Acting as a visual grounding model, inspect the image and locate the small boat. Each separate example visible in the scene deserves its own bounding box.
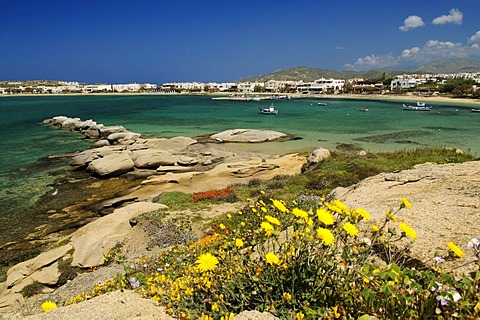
[403,101,432,111]
[471,108,480,113]
[317,102,327,106]
[259,104,278,115]
[359,107,369,112]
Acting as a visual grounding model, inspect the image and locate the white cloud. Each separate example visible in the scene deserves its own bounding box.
[399,15,425,31]
[432,8,463,25]
[469,31,480,44]
[345,37,480,70]
[344,54,398,70]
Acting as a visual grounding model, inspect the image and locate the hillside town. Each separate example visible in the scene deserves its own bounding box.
[1,71,479,96]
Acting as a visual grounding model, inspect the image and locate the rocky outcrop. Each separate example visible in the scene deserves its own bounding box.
[307,148,331,164]
[210,129,288,143]
[70,202,165,267]
[0,202,165,312]
[331,160,480,274]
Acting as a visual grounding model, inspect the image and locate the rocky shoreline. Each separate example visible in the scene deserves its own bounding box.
[0,116,308,314]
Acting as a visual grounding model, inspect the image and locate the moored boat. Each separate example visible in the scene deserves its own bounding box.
[471,108,480,113]
[259,104,278,115]
[403,101,432,111]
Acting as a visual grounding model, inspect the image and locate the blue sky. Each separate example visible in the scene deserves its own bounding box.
[1,0,479,83]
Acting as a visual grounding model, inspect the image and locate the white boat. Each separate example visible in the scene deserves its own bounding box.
[471,108,480,113]
[259,104,278,115]
[317,102,327,106]
[403,101,432,111]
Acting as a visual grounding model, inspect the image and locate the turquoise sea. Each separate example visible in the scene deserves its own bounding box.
[0,94,479,262]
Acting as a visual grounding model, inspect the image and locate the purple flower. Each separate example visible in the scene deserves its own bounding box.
[128,277,139,289]
[433,256,445,264]
[436,294,449,306]
[467,238,480,248]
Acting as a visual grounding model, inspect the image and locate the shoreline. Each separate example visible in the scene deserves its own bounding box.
[1,91,479,106]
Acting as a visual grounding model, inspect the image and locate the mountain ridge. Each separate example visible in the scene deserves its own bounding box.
[238,58,480,82]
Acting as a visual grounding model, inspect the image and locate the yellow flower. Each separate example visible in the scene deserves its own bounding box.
[41,301,57,312]
[219,223,226,230]
[235,238,244,248]
[400,197,412,209]
[333,199,348,213]
[474,300,480,312]
[227,214,232,219]
[343,222,359,237]
[211,302,219,311]
[399,222,417,240]
[355,208,370,220]
[316,208,335,225]
[292,208,308,220]
[260,190,266,195]
[265,252,280,265]
[295,311,305,320]
[447,242,464,258]
[260,221,274,235]
[261,207,267,213]
[371,224,380,232]
[332,306,341,318]
[385,211,397,222]
[265,215,281,225]
[196,253,219,272]
[238,210,243,215]
[282,292,292,302]
[317,227,335,246]
[272,199,289,212]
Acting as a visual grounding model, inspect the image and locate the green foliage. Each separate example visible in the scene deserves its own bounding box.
[20,281,45,298]
[155,191,194,210]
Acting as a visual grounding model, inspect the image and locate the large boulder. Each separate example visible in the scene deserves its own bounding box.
[86,151,135,177]
[210,129,288,143]
[307,148,331,164]
[130,149,178,168]
[70,202,166,267]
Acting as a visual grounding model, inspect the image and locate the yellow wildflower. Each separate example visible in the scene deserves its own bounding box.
[292,208,308,220]
[238,210,243,215]
[196,253,219,272]
[235,238,244,248]
[355,208,371,220]
[211,302,219,311]
[474,300,480,312]
[296,311,305,320]
[265,215,281,225]
[371,224,380,232]
[317,227,335,246]
[265,252,281,265]
[282,292,292,302]
[447,242,464,258]
[261,207,267,213]
[332,306,341,318]
[343,222,359,237]
[260,190,266,195]
[261,221,274,236]
[399,222,417,240]
[316,208,335,225]
[333,199,348,213]
[226,214,232,219]
[385,211,397,222]
[400,197,412,209]
[219,223,226,230]
[272,199,289,212]
[41,301,57,312]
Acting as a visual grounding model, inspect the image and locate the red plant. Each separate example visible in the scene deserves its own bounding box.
[192,188,236,202]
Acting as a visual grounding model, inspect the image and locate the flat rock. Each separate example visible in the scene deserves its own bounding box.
[130,149,178,168]
[210,129,288,143]
[70,202,165,268]
[86,152,135,177]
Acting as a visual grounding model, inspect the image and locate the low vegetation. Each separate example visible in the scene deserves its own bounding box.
[62,147,479,318]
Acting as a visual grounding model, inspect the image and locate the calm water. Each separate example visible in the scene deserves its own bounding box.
[0,94,479,230]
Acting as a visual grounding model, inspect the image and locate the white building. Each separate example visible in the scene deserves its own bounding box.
[297,78,345,93]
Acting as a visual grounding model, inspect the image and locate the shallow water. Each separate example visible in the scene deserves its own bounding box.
[0,94,479,251]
